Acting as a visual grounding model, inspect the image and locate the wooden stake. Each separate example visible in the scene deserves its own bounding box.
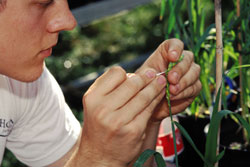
[214,0,223,165]
[215,0,223,96]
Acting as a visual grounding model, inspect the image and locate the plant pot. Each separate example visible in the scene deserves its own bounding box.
[219,147,250,167]
[219,116,250,167]
[177,114,210,167]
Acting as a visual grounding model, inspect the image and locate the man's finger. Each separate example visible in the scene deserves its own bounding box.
[170,80,202,100]
[167,50,194,85]
[171,97,197,115]
[137,39,184,73]
[169,61,201,95]
[166,38,184,62]
[117,75,166,124]
[121,89,166,139]
[89,66,126,95]
[105,69,157,110]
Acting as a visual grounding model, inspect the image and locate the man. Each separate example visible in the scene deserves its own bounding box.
[0,0,201,166]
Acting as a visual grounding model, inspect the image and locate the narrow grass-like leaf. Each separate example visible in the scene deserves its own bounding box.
[221,80,227,110]
[204,110,232,166]
[225,5,250,32]
[225,64,250,76]
[160,0,166,21]
[200,72,212,107]
[133,149,155,167]
[200,7,205,35]
[187,0,194,48]
[167,0,177,35]
[212,84,222,118]
[133,149,166,167]
[234,113,250,141]
[195,0,200,38]
[174,121,211,166]
[154,152,167,167]
[176,15,191,49]
[215,149,225,162]
[204,108,250,166]
[203,85,222,166]
[194,24,215,55]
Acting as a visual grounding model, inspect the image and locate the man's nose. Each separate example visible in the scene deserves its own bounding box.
[46,1,77,33]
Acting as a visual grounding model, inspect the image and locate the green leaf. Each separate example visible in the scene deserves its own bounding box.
[160,0,166,21]
[234,113,250,142]
[194,24,215,55]
[225,64,250,77]
[204,109,250,165]
[174,121,211,166]
[212,84,222,119]
[133,149,166,167]
[221,80,228,110]
[225,5,250,32]
[200,72,212,107]
[204,110,232,166]
[155,152,167,167]
[215,149,225,162]
[187,0,194,48]
[167,0,178,35]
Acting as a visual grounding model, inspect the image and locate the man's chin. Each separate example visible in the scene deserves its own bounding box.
[18,74,42,83]
[10,66,44,83]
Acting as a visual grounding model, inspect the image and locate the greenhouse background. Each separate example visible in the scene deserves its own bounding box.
[2,0,249,166]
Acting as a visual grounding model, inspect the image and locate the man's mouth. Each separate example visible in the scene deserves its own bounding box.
[39,42,57,58]
[39,47,52,58]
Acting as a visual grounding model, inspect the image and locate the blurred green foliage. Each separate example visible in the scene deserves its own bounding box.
[46,2,164,85]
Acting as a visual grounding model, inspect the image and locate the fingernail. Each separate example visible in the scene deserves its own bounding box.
[171,51,179,60]
[157,75,166,85]
[146,70,156,78]
[127,73,135,78]
[172,72,179,82]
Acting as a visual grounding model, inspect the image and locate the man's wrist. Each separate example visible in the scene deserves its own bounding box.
[69,141,127,167]
[148,119,162,127]
[66,151,127,167]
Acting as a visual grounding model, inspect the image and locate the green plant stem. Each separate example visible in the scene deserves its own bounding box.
[236,0,249,144]
[165,55,184,167]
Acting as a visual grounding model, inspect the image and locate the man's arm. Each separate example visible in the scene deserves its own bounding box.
[47,131,82,167]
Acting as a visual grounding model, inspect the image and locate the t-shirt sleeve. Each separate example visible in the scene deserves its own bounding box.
[6,67,81,167]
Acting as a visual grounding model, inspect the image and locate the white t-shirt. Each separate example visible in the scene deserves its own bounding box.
[0,68,81,166]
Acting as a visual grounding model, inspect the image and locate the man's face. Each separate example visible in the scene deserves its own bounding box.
[0,0,76,82]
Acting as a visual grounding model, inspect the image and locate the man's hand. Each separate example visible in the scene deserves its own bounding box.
[64,39,201,167]
[77,66,167,167]
[137,39,202,122]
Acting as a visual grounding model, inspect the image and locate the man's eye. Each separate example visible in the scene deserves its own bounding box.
[39,0,53,7]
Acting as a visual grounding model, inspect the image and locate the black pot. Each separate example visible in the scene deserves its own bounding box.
[219,117,250,167]
[219,147,250,167]
[177,114,210,167]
